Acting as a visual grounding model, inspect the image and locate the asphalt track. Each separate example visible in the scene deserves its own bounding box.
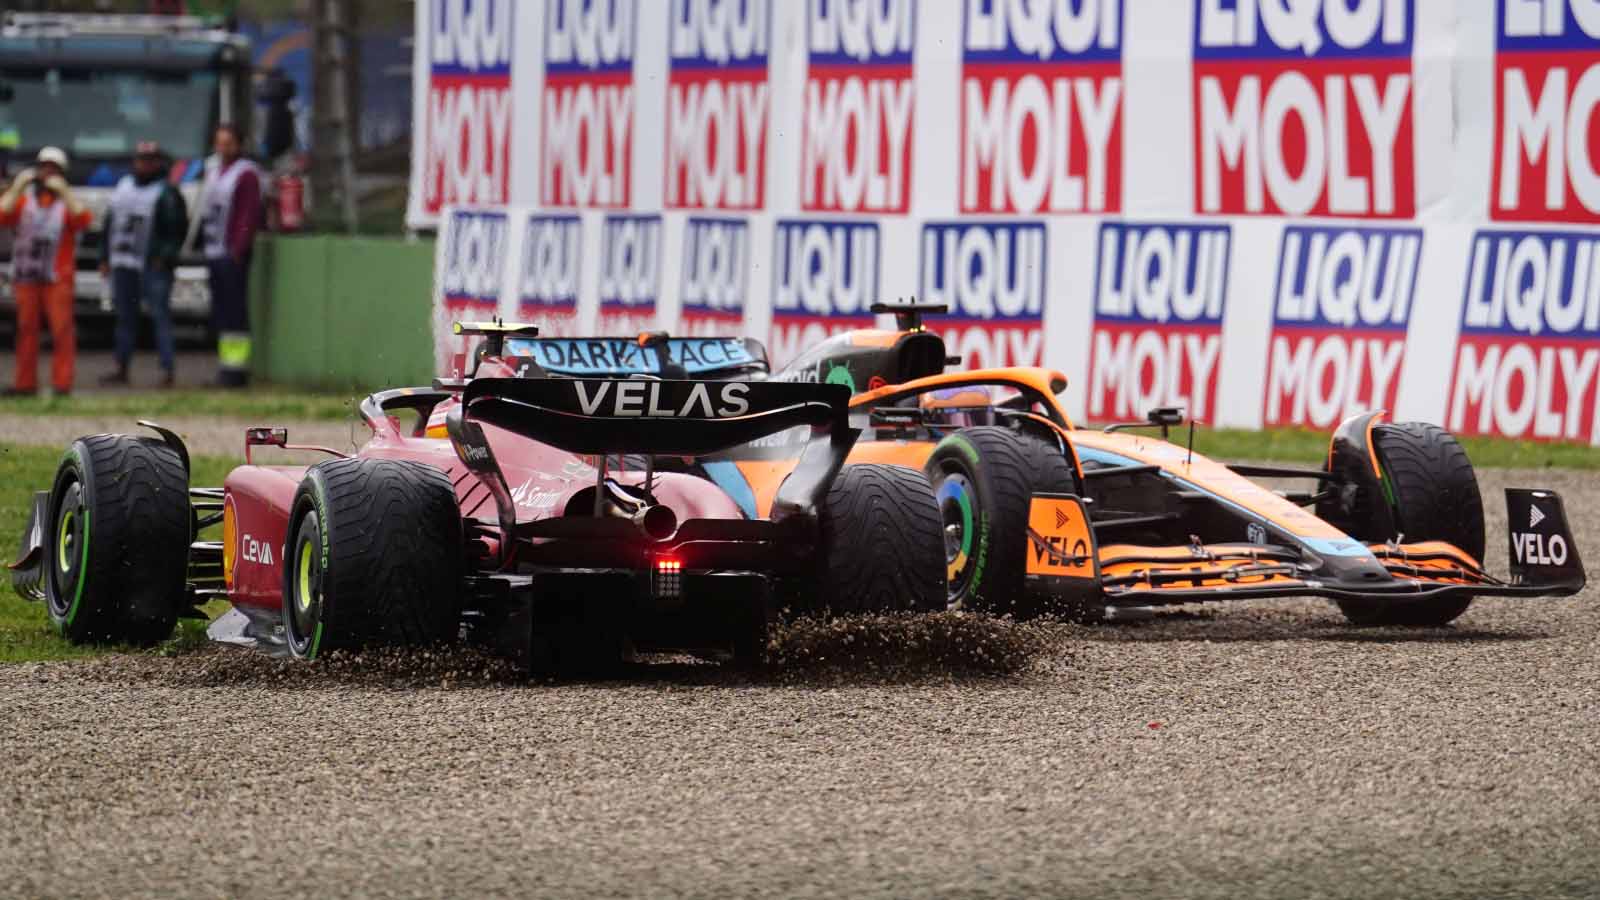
[3,466,1598,899]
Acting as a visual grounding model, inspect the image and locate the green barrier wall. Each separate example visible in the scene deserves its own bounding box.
[250,235,436,389]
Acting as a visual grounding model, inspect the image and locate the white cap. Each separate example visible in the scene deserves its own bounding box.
[36,146,68,170]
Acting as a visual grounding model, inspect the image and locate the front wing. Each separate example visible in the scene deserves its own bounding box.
[1024,489,1586,610]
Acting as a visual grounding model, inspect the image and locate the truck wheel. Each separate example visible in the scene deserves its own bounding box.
[282,458,462,660]
[924,426,1084,619]
[808,464,945,616]
[1337,422,1485,627]
[45,435,190,645]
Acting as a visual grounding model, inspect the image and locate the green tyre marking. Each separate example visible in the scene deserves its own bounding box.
[971,518,990,589]
[312,473,331,574]
[946,435,981,466]
[63,509,90,631]
[306,469,333,660]
[1379,464,1398,509]
[60,448,90,631]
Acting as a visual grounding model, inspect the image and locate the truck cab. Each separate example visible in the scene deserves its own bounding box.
[0,12,253,326]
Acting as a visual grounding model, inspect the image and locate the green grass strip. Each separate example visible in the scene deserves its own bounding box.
[0,389,365,423]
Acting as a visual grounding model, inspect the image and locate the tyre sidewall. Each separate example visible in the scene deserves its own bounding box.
[283,472,334,660]
[926,435,1001,611]
[44,444,93,639]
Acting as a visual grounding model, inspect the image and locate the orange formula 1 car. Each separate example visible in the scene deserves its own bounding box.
[706,303,1586,626]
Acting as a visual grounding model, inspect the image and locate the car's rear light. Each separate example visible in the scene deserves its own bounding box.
[653,557,682,599]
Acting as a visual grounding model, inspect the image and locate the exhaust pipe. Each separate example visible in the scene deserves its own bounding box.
[635,504,678,541]
[600,482,679,540]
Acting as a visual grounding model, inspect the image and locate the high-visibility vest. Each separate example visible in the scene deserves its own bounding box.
[200,159,260,261]
[107,175,165,272]
[11,192,65,284]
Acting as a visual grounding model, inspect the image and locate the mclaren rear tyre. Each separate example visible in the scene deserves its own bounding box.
[924,426,1086,619]
[44,435,190,645]
[1337,422,1486,627]
[808,463,946,616]
[282,458,462,660]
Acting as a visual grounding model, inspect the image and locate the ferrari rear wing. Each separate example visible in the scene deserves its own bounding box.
[458,377,845,458]
[446,378,856,547]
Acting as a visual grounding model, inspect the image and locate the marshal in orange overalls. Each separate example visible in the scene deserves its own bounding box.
[1,183,90,394]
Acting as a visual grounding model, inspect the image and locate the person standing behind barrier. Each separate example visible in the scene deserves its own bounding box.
[100,142,189,388]
[0,146,91,397]
[199,123,263,388]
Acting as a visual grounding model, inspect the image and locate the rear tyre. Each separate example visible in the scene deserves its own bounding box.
[1336,422,1484,627]
[44,435,190,645]
[923,426,1086,619]
[806,464,945,616]
[282,458,462,660]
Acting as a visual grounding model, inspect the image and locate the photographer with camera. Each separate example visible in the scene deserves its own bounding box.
[0,146,91,397]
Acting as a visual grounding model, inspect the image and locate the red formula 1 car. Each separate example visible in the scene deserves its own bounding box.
[9,324,946,670]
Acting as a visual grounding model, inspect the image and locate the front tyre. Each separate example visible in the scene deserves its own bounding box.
[283,458,462,660]
[924,426,1082,618]
[1336,422,1485,627]
[45,435,190,645]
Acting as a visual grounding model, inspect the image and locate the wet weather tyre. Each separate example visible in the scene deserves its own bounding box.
[44,435,190,645]
[808,464,945,616]
[924,426,1084,619]
[282,458,462,660]
[1336,422,1485,627]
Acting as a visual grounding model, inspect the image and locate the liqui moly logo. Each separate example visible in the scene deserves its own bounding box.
[680,217,749,335]
[543,0,635,207]
[597,214,661,335]
[422,0,514,216]
[1491,0,1600,223]
[518,214,582,336]
[440,209,509,313]
[1089,222,1231,422]
[1193,0,1415,217]
[961,0,1123,215]
[437,209,507,375]
[919,221,1047,368]
[802,0,915,213]
[770,219,880,368]
[1263,226,1421,428]
[665,0,771,210]
[1450,230,1600,441]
